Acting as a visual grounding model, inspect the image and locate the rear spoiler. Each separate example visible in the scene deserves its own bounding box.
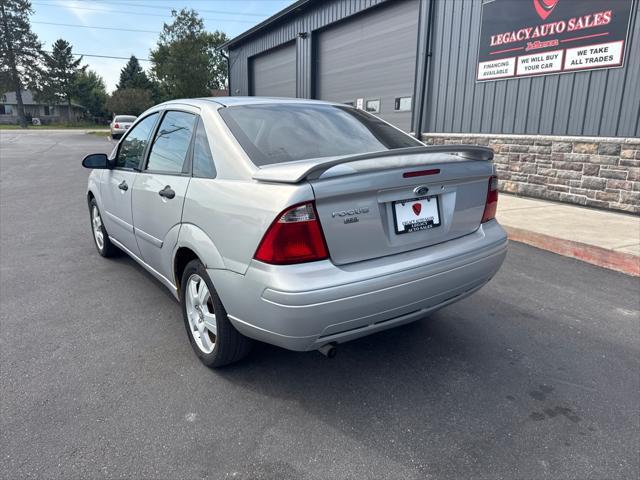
[252,145,494,184]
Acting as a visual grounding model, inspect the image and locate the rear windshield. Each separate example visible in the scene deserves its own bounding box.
[114,115,136,123]
[219,103,422,166]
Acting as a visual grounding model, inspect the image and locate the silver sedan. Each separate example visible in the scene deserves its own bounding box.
[109,115,137,139]
[82,98,507,367]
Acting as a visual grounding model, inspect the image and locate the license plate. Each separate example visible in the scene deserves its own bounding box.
[392,195,441,234]
[125,125,130,129]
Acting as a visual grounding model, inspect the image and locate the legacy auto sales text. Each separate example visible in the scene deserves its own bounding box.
[490,10,612,47]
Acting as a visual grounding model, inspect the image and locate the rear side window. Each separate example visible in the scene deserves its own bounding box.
[116,112,158,169]
[146,111,196,173]
[219,103,422,166]
[192,117,216,178]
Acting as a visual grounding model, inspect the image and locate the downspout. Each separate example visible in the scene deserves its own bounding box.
[220,49,231,95]
[413,0,436,140]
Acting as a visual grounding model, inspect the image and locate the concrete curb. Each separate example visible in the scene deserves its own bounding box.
[0,129,109,134]
[505,226,640,277]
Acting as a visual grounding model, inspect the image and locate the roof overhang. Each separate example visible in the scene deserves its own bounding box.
[220,0,313,50]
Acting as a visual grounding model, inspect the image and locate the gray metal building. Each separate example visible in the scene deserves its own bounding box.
[223,0,639,137]
[222,0,640,213]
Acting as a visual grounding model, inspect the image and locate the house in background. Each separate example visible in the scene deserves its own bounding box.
[0,90,86,125]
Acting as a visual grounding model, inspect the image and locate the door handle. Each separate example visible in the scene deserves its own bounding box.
[158,185,175,199]
[118,180,128,191]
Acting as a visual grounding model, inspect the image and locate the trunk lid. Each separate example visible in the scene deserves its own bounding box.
[253,146,495,265]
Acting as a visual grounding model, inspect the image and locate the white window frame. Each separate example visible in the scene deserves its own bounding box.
[365,98,381,114]
[394,96,412,112]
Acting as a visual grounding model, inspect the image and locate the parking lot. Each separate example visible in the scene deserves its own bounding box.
[0,130,638,479]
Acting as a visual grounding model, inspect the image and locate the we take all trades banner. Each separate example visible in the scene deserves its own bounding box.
[476,0,634,81]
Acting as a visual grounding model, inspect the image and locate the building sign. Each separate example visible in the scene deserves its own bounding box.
[477,0,634,81]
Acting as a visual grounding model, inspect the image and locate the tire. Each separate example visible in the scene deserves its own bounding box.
[89,198,119,257]
[180,259,252,367]
[111,133,117,140]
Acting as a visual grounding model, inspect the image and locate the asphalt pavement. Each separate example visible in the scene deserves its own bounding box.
[1,131,639,480]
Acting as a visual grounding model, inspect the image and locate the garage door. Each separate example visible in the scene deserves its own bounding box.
[250,42,296,98]
[315,0,419,131]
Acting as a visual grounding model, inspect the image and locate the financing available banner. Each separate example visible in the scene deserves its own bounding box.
[476,0,634,81]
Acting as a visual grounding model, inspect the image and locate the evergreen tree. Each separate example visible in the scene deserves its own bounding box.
[38,39,84,121]
[0,0,43,127]
[116,55,151,90]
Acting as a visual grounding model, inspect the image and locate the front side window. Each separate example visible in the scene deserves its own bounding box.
[220,103,422,166]
[116,113,159,169]
[192,117,216,178]
[146,111,196,173]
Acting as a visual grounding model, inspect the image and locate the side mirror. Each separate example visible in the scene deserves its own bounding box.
[82,153,110,169]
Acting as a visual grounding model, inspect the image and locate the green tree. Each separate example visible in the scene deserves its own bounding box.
[38,39,84,121]
[150,9,228,100]
[116,55,151,90]
[74,69,107,118]
[107,88,154,116]
[0,0,43,127]
[0,71,11,93]
[205,30,228,92]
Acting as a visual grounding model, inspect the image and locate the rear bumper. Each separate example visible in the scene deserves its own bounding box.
[210,220,508,351]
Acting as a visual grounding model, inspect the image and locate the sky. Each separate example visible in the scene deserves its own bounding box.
[29,0,293,92]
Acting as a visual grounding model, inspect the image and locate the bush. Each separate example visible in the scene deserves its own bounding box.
[107,88,154,117]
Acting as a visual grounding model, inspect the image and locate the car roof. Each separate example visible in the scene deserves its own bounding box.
[157,96,340,109]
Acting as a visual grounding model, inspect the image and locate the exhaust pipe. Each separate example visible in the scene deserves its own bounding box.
[317,343,337,358]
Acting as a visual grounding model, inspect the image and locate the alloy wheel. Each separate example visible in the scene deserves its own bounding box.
[92,206,104,250]
[185,274,217,354]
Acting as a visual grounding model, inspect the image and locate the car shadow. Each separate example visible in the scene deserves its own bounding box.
[108,252,179,304]
[97,249,607,477]
[210,303,540,476]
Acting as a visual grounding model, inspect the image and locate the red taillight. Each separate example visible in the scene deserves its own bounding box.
[481,175,499,223]
[254,202,329,265]
[114,123,120,128]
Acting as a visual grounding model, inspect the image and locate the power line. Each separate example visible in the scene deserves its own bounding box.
[40,50,152,62]
[75,0,269,18]
[31,2,172,19]
[32,21,158,34]
[31,1,164,17]
[31,1,264,23]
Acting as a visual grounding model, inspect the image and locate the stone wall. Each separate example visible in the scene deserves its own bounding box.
[422,133,639,215]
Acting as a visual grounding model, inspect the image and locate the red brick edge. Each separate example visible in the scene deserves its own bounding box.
[504,226,640,277]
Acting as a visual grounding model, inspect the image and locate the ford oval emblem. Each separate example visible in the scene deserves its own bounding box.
[413,186,429,196]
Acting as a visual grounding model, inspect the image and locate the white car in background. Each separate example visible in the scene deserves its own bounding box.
[109,115,137,139]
